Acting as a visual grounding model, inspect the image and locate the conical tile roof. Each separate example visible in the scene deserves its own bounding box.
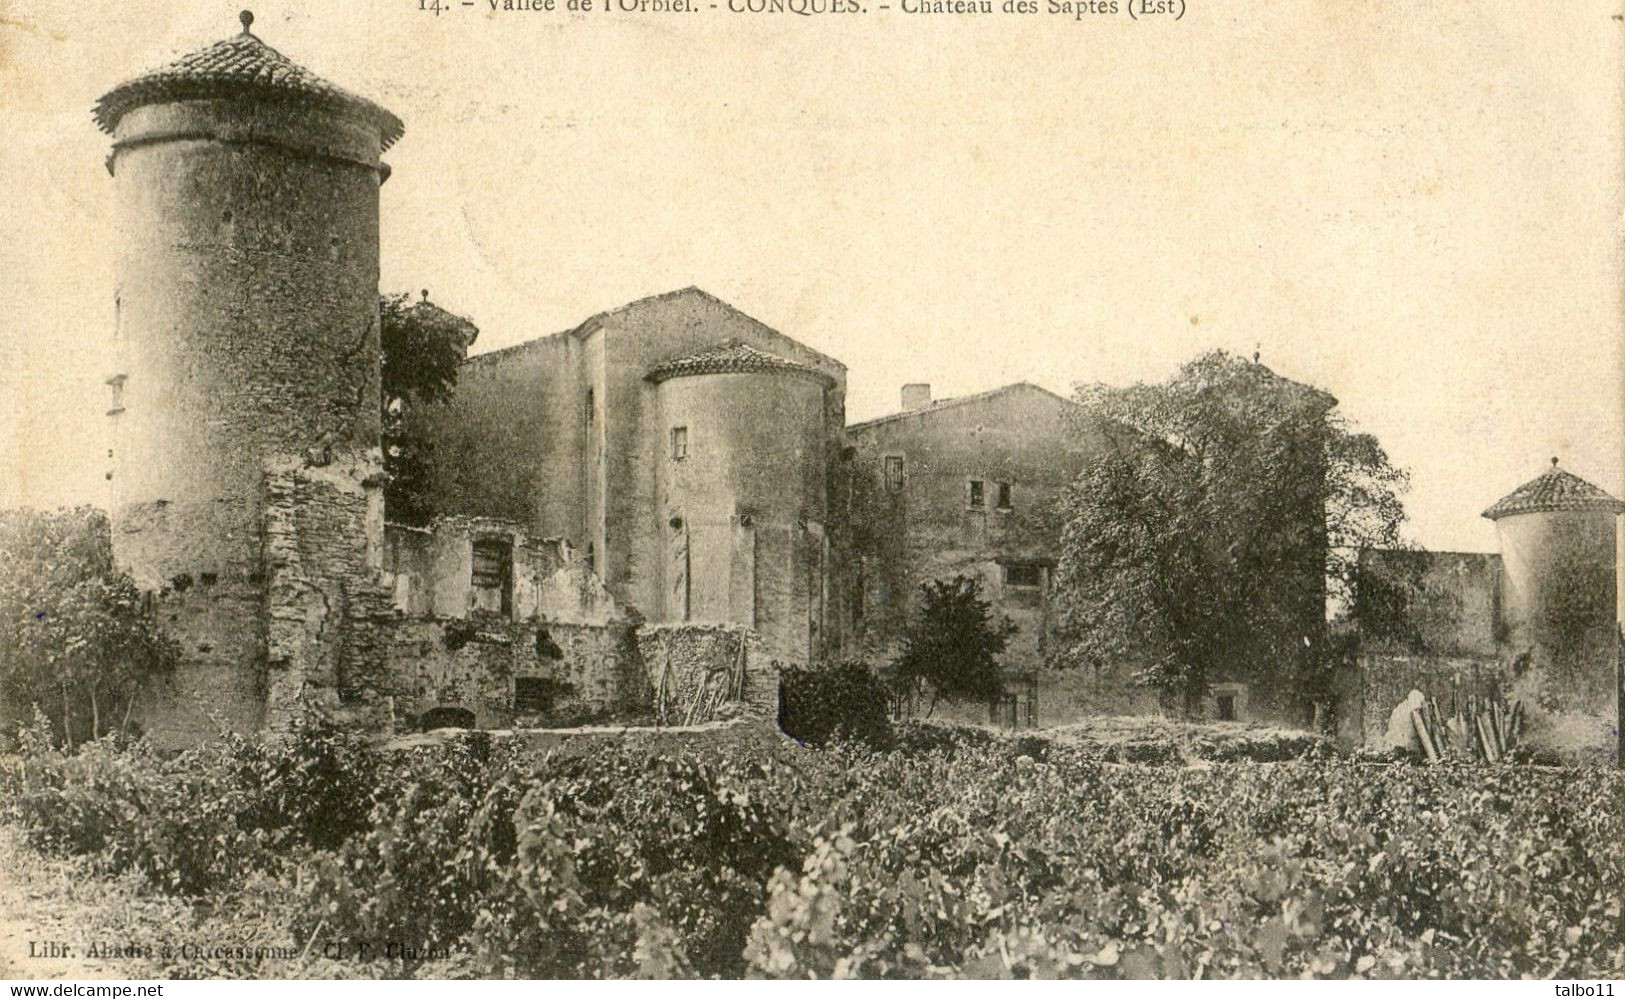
[646,339,835,386]
[93,11,403,150]
[1481,460,1624,520]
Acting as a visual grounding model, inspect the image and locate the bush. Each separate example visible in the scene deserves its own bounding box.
[299,742,799,978]
[778,660,893,749]
[4,717,1622,979]
[14,736,267,895]
[11,715,381,896]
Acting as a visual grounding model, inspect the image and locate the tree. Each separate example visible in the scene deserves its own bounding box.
[0,507,178,746]
[1053,350,1408,720]
[380,290,478,524]
[892,575,1017,715]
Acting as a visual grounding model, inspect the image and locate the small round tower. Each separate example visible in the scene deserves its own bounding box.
[1483,458,1623,704]
[94,12,403,739]
[646,341,834,660]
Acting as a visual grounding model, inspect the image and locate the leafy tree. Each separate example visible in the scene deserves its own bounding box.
[380,291,478,524]
[0,507,177,746]
[892,575,1017,715]
[1053,350,1408,719]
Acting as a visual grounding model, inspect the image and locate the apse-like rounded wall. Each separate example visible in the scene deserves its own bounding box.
[656,370,827,524]
[653,368,830,657]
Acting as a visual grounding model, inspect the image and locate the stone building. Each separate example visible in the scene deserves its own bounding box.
[408,288,848,664]
[843,376,1333,728]
[1351,460,1622,756]
[843,383,1121,722]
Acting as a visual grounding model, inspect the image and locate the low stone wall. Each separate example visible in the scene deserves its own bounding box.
[383,717,790,759]
[383,616,646,731]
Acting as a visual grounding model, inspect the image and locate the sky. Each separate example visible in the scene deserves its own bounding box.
[1,1,1620,553]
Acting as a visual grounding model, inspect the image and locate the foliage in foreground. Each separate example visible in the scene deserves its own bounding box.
[0,508,177,747]
[1,719,1621,980]
[778,660,893,749]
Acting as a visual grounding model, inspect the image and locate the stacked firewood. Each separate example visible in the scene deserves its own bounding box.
[1409,693,1522,762]
[653,641,749,726]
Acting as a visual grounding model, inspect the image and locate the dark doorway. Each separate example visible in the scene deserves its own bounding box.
[420,706,476,732]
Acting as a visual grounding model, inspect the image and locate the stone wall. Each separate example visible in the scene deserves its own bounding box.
[262,459,394,735]
[377,515,648,731]
[410,288,847,663]
[384,517,621,625]
[408,333,584,530]
[383,616,645,731]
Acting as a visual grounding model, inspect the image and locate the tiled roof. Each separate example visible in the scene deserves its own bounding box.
[846,382,1076,432]
[645,339,835,386]
[93,12,403,150]
[1481,461,1625,520]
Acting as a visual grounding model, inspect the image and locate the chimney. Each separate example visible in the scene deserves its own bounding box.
[901,383,932,411]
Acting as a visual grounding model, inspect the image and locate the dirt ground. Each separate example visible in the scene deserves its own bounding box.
[0,826,174,980]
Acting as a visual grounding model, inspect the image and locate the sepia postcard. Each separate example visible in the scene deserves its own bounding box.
[0,0,1621,985]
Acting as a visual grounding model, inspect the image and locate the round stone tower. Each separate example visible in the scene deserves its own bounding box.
[1483,458,1623,705]
[646,341,834,661]
[94,12,403,741]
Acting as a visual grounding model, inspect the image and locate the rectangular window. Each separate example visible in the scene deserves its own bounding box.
[996,482,1012,510]
[671,426,689,461]
[884,455,904,492]
[585,388,594,426]
[471,539,515,619]
[968,479,985,509]
[1004,563,1042,589]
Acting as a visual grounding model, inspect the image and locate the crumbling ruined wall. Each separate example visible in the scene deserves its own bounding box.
[262,460,395,734]
[378,516,648,731]
[383,617,645,731]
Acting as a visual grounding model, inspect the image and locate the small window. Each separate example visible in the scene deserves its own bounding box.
[471,538,512,589]
[671,426,689,461]
[585,388,594,427]
[968,479,985,509]
[996,482,1012,510]
[1004,563,1042,589]
[884,456,904,492]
